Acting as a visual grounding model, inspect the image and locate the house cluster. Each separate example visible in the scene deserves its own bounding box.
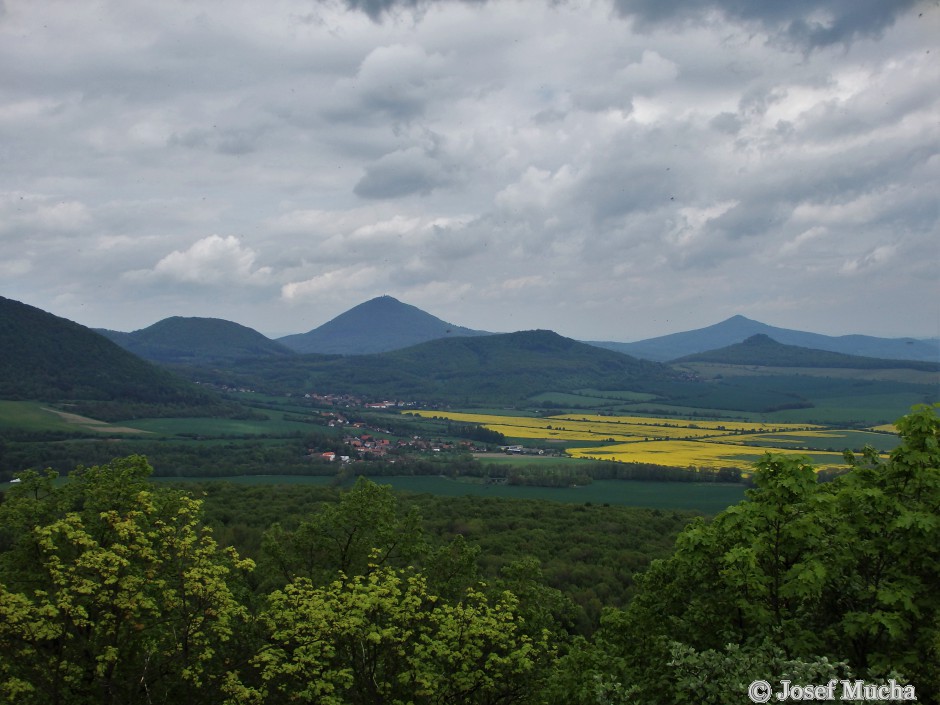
[345,433,393,457]
[301,392,417,409]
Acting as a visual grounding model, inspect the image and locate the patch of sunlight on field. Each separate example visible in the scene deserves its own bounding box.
[729,430,848,443]
[547,414,822,432]
[414,411,820,439]
[413,411,736,441]
[568,440,847,471]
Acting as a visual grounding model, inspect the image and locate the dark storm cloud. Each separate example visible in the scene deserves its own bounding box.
[340,0,485,21]
[335,0,922,49]
[613,0,923,48]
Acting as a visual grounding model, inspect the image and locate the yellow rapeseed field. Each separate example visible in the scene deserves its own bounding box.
[567,439,846,471]
[409,410,850,471]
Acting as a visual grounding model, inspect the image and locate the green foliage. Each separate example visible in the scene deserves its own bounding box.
[0,456,255,705]
[227,567,553,705]
[259,478,426,588]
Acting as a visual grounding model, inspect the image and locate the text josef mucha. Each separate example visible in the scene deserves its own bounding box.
[748,679,917,702]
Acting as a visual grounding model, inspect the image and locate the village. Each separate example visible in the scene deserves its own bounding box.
[303,398,550,464]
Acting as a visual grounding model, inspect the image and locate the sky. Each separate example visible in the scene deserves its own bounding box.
[1,0,938,343]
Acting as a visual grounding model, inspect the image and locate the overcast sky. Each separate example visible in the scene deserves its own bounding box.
[1,0,937,342]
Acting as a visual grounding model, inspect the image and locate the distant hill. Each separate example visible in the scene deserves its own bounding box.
[98,316,295,364]
[189,329,681,403]
[277,295,490,354]
[0,296,223,415]
[673,334,940,371]
[590,315,939,362]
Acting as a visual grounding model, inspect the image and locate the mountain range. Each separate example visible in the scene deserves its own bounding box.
[101,296,939,363]
[2,294,936,419]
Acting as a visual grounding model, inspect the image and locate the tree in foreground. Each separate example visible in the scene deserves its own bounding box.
[0,456,255,705]
[225,565,553,705]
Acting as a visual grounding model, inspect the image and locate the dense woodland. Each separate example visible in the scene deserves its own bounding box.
[1,405,937,704]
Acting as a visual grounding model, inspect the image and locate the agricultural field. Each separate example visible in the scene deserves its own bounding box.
[128,412,314,437]
[412,410,898,472]
[0,401,150,435]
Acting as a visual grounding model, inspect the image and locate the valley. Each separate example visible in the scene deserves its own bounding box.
[2,293,936,496]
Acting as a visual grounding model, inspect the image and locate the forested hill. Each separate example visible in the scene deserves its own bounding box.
[673,334,940,371]
[98,316,295,364]
[0,296,224,414]
[277,295,490,354]
[188,329,682,402]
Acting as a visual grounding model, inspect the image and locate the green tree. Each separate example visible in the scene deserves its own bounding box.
[227,565,553,705]
[0,456,255,705]
[259,477,425,588]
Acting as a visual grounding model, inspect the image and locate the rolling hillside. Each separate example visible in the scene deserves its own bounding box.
[0,296,227,418]
[98,316,295,364]
[591,315,939,362]
[277,295,490,354]
[183,329,682,403]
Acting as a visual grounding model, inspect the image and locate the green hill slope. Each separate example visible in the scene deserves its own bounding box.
[188,329,681,403]
[0,296,226,417]
[98,316,295,364]
[278,295,490,354]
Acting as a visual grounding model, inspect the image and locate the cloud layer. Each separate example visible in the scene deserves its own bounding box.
[1,0,936,340]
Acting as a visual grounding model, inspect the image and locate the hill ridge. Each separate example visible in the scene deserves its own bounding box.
[673,334,940,371]
[0,295,222,413]
[98,316,294,364]
[590,315,939,363]
[277,295,490,355]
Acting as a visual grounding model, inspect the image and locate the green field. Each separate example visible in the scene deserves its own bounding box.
[472,454,597,467]
[127,413,315,437]
[0,401,150,435]
[150,474,746,513]
[0,401,79,432]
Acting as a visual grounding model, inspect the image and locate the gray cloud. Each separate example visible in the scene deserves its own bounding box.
[354,145,456,199]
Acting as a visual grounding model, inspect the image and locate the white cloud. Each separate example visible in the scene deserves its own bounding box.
[281,264,381,301]
[128,235,272,285]
[840,244,898,275]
